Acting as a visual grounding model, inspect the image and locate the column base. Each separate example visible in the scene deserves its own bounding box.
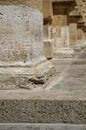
[43,39,54,60]
[73,40,86,51]
[54,47,74,59]
[0,61,55,90]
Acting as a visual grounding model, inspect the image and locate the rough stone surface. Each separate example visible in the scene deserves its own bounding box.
[0,5,44,64]
[0,0,42,12]
[0,90,86,123]
[0,124,86,130]
[0,4,54,89]
[0,61,54,89]
[0,48,86,123]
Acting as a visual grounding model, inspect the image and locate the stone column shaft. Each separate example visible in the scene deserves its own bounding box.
[0,0,54,89]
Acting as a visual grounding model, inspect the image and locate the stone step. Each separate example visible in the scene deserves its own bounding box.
[0,123,86,130]
[0,90,86,124]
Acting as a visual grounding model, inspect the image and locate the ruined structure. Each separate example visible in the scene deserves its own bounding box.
[0,0,86,126]
[43,0,86,58]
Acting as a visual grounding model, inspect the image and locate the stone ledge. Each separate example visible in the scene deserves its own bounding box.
[0,123,86,130]
[0,90,86,123]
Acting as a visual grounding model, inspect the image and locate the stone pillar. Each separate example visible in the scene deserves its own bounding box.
[43,0,53,19]
[69,23,78,45]
[69,12,82,46]
[77,20,85,40]
[0,0,54,89]
[50,1,76,58]
[43,24,54,59]
[51,15,74,58]
[83,25,86,39]
[61,26,70,47]
[75,0,86,24]
[77,26,84,40]
[43,0,54,59]
[52,15,68,48]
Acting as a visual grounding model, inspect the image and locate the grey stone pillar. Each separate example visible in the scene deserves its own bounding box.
[0,1,54,89]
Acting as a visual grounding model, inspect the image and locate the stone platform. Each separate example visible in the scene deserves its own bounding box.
[0,123,86,130]
[0,89,86,123]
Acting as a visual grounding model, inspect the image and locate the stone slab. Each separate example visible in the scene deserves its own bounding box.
[0,90,86,123]
[0,123,86,130]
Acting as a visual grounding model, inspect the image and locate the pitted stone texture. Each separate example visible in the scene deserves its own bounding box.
[0,5,55,89]
[0,5,44,64]
[0,0,42,12]
[0,95,86,123]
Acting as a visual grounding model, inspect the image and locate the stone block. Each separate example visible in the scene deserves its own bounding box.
[0,90,86,123]
[43,40,54,59]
